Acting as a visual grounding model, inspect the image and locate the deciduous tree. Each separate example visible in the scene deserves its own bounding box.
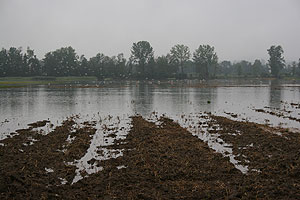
[267,45,285,78]
[130,41,154,78]
[193,45,218,79]
[252,59,263,77]
[43,46,79,76]
[170,44,190,78]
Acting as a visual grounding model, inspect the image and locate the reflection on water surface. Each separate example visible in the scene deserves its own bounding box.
[0,79,299,139]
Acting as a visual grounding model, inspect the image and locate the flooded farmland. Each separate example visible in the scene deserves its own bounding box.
[1,79,300,199]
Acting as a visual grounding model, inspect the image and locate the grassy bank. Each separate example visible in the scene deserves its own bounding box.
[0,76,97,88]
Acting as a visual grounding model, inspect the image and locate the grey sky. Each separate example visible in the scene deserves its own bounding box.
[0,0,299,62]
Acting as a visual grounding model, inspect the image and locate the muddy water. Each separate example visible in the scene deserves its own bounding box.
[0,80,299,138]
[1,79,300,193]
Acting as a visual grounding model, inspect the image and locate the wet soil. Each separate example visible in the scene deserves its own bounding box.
[27,120,50,128]
[1,115,300,199]
[209,115,300,198]
[0,117,96,199]
[58,116,243,199]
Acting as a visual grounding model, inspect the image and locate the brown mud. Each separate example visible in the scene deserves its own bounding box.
[1,115,300,199]
[58,116,243,199]
[209,115,300,198]
[27,120,51,129]
[0,117,96,199]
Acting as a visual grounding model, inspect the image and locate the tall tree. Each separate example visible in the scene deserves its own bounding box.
[7,47,24,76]
[102,55,117,78]
[193,45,218,79]
[0,48,9,77]
[116,53,127,78]
[267,45,285,78]
[252,59,263,77]
[291,61,297,77]
[78,55,89,76]
[297,58,300,76]
[154,55,176,79]
[240,60,252,76]
[89,53,106,79]
[130,41,154,78]
[235,63,242,77]
[43,46,79,76]
[169,44,191,78]
[218,61,232,77]
[23,47,41,76]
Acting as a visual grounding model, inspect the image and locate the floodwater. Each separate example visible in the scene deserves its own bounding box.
[1,79,300,180]
[0,79,299,139]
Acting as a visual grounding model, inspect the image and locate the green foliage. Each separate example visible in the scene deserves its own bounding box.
[169,44,191,77]
[43,46,79,76]
[298,59,300,76]
[89,53,127,80]
[291,61,297,76]
[267,45,285,78]
[193,45,218,79]
[23,47,41,76]
[0,48,8,76]
[130,41,154,78]
[79,55,89,76]
[236,63,242,76]
[0,44,298,80]
[0,47,41,77]
[252,60,263,77]
[218,61,232,77]
[114,53,127,79]
[154,55,176,79]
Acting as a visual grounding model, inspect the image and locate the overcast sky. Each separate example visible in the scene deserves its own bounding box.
[0,0,299,62]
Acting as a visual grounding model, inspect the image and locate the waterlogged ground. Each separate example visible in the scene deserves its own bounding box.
[0,79,299,139]
[1,79,300,199]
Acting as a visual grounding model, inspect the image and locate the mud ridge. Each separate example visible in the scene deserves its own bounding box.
[0,117,96,199]
[1,115,300,199]
[57,116,244,199]
[210,115,300,198]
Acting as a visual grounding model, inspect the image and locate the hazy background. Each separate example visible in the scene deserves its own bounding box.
[0,0,299,62]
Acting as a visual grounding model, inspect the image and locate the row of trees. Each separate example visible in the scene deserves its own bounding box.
[0,47,41,76]
[0,42,299,79]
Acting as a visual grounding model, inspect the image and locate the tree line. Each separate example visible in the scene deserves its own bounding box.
[0,42,299,79]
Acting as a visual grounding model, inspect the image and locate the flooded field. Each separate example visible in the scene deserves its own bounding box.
[1,79,300,199]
